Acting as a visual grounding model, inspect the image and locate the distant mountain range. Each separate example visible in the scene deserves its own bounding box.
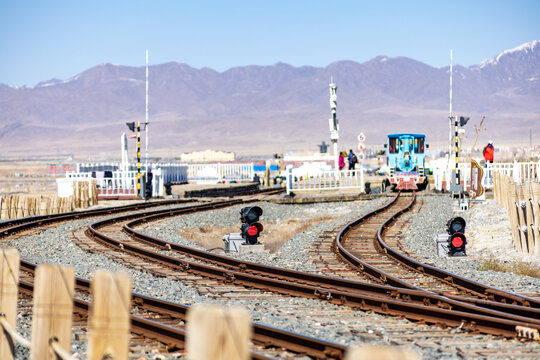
[1,40,538,158]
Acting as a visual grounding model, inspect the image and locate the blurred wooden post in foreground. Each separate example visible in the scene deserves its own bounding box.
[30,264,74,360]
[88,270,132,360]
[0,249,20,360]
[187,304,251,360]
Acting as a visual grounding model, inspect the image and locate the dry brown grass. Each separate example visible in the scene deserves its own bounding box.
[179,216,337,253]
[478,258,540,278]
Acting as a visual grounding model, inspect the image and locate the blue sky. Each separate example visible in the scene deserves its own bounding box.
[1,0,539,86]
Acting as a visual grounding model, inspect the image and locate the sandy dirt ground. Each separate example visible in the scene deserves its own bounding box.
[460,198,539,265]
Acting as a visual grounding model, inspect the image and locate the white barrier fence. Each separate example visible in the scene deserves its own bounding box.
[58,163,254,198]
[430,160,540,191]
[187,163,254,184]
[286,166,365,194]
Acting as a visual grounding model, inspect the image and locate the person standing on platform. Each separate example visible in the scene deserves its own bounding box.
[483,141,494,164]
[483,140,495,185]
[338,152,345,171]
[348,149,357,174]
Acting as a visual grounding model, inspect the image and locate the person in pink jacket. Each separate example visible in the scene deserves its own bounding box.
[338,151,346,170]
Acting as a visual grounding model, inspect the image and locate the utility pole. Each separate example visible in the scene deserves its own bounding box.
[328,81,339,171]
[448,49,453,165]
[145,50,149,173]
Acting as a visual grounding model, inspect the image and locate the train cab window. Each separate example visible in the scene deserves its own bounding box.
[389,138,399,154]
[414,137,425,153]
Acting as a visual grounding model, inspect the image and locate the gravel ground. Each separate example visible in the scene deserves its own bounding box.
[402,195,540,295]
[5,195,540,359]
[141,198,389,273]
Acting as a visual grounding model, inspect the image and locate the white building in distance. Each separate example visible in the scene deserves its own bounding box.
[180,150,235,163]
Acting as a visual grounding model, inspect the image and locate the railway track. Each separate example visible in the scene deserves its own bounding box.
[334,192,540,307]
[2,190,539,358]
[77,196,540,340]
[16,259,347,359]
[4,189,353,359]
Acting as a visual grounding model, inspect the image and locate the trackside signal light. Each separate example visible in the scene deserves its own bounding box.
[126,122,136,132]
[446,217,467,257]
[240,206,262,224]
[240,206,263,245]
[446,217,466,235]
[247,224,263,236]
[448,232,467,256]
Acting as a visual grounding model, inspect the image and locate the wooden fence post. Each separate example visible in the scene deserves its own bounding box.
[531,182,540,256]
[187,304,251,360]
[509,184,521,251]
[524,183,535,255]
[0,248,20,360]
[22,196,28,218]
[0,196,5,220]
[30,264,74,360]
[91,180,98,204]
[88,270,131,360]
[493,172,499,204]
[517,184,530,253]
[346,346,420,360]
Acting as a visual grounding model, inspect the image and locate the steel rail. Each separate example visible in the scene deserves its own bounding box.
[5,192,540,339]
[335,192,540,310]
[0,185,283,234]
[85,218,540,339]
[113,200,540,323]
[0,198,196,235]
[17,259,346,359]
[377,194,540,309]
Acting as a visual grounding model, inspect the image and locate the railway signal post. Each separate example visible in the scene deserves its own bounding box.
[223,206,264,253]
[447,217,467,257]
[136,119,142,198]
[126,121,142,198]
[240,206,263,245]
[328,82,339,171]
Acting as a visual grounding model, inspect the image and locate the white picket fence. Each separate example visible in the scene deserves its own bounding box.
[58,163,254,198]
[285,166,365,194]
[430,160,540,191]
[187,163,254,184]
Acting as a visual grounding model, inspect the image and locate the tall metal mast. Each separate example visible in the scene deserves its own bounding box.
[328,81,339,171]
[449,49,453,165]
[145,50,149,172]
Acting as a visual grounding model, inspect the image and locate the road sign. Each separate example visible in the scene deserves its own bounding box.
[357,142,366,152]
[357,132,366,142]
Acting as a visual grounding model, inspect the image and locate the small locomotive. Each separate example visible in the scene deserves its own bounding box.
[384,133,429,190]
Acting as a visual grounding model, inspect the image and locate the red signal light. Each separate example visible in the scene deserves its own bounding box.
[247,225,258,236]
[448,232,467,256]
[451,237,464,248]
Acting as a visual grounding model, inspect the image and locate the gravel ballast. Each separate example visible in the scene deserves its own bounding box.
[5,195,540,359]
[401,196,540,295]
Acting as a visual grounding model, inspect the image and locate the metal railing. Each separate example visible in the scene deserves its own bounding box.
[430,160,540,191]
[286,166,365,194]
[58,163,255,198]
[187,163,254,184]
